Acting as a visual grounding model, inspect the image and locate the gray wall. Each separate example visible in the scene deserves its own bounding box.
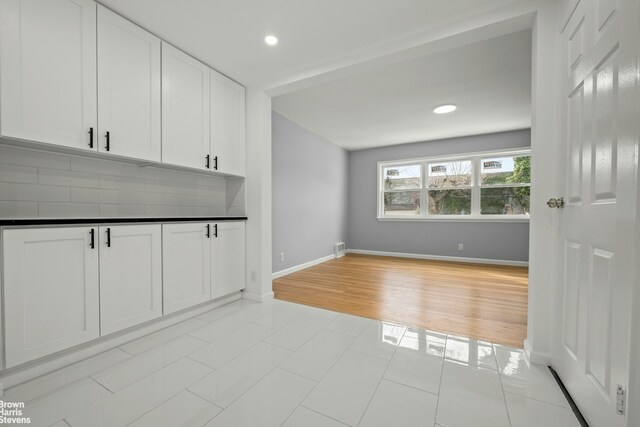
[348,130,531,262]
[0,142,244,218]
[272,112,348,273]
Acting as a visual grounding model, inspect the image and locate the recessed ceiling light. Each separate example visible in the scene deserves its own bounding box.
[264,35,278,46]
[433,104,457,114]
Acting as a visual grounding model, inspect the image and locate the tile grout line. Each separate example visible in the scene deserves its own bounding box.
[493,343,513,427]
[91,335,212,392]
[432,334,451,427]
[353,325,405,426]
[291,315,373,424]
[290,406,351,427]
[382,376,439,396]
[105,357,215,427]
[188,345,318,425]
[186,339,290,410]
[502,390,573,409]
[186,306,330,422]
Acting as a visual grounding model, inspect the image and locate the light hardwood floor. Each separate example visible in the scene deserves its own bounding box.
[273,253,528,347]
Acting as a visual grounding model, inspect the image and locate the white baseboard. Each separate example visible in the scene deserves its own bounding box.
[523,339,553,366]
[242,290,275,302]
[272,254,335,279]
[347,249,529,267]
[0,292,241,388]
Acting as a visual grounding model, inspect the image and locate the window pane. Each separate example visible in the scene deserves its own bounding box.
[384,191,420,215]
[428,160,472,188]
[481,155,530,185]
[384,165,421,190]
[428,189,471,215]
[481,187,530,215]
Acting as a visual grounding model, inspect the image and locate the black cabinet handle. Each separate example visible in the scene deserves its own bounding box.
[205,154,210,169]
[213,156,218,170]
[105,131,110,151]
[214,224,218,238]
[206,224,210,238]
[90,228,95,249]
[88,127,94,148]
[106,228,111,247]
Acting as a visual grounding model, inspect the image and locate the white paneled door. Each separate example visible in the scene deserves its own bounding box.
[0,0,97,150]
[211,222,246,299]
[2,227,100,368]
[97,5,161,161]
[557,0,639,426]
[99,225,162,335]
[162,223,212,314]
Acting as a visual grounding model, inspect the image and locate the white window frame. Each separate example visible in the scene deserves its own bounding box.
[377,148,531,222]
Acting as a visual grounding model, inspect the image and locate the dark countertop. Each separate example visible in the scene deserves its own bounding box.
[0,217,248,226]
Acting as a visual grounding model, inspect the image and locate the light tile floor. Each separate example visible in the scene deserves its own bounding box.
[6,299,580,427]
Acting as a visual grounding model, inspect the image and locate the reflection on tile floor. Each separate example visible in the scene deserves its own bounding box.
[7,298,580,427]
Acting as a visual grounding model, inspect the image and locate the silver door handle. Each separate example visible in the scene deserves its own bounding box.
[547,197,565,209]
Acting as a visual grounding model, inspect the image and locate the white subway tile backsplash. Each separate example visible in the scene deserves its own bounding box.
[0,144,245,219]
[38,202,101,218]
[163,192,197,206]
[123,164,166,182]
[100,204,147,217]
[100,175,147,192]
[0,182,70,202]
[70,157,124,176]
[0,164,38,184]
[0,144,70,170]
[70,188,119,204]
[118,190,164,205]
[38,168,100,188]
[0,201,38,217]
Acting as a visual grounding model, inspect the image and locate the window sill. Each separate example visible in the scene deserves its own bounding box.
[377,216,530,223]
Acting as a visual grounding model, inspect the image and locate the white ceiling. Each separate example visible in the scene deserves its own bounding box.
[272,30,532,150]
[98,0,526,87]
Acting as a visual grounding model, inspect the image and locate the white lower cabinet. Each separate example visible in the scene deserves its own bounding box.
[98,224,162,335]
[211,222,246,299]
[162,223,211,315]
[2,221,244,368]
[162,221,246,313]
[2,227,100,368]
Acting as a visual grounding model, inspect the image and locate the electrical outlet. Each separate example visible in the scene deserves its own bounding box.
[280,252,285,262]
[458,243,464,251]
[250,270,257,282]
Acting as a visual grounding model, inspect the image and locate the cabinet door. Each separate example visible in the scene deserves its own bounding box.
[99,224,162,335]
[210,70,246,176]
[162,223,211,314]
[161,42,210,170]
[97,6,161,161]
[211,222,246,299]
[2,227,100,368]
[0,0,97,150]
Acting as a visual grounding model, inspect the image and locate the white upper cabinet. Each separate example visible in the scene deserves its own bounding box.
[97,6,161,161]
[2,227,100,368]
[161,42,211,170]
[210,70,246,176]
[211,222,246,299]
[0,0,97,151]
[162,223,212,314]
[0,1,246,175]
[98,224,162,335]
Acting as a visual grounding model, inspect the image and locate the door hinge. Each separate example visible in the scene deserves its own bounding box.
[616,385,625,415]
